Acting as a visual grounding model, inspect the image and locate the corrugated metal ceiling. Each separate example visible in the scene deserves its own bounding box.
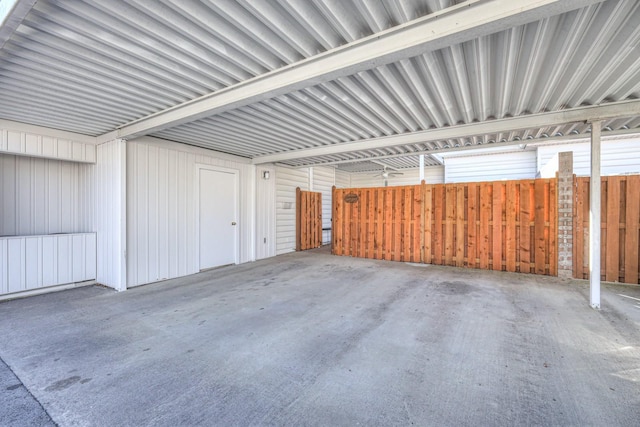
[1,0,639,168]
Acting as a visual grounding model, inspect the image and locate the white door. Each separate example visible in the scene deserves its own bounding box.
[199,168,238,270]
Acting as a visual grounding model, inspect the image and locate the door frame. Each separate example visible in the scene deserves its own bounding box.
[195,164,240,270]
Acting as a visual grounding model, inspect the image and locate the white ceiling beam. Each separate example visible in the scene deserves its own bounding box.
[287,127,640,169]
[252,100,640,164]
[111,0,604,140]
[0,0,36,49]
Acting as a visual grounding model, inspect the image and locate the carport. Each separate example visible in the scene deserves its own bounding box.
[1,0,640,425]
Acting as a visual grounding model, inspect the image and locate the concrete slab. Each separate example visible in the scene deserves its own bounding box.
[1,248,639,426]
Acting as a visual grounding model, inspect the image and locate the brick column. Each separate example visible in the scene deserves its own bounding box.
[557,152,573,278]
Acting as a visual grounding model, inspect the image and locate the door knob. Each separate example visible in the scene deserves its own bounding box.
[231,222,237,225]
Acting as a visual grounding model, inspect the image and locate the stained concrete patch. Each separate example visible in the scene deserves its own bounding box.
[0,248,639,426]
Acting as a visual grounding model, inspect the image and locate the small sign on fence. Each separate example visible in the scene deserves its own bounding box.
[344,193,359,203]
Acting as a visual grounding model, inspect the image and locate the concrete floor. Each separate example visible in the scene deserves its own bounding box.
[1,248,640,426]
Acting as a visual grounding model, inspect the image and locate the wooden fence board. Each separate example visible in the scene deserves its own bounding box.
[424,185,433,264]
[549,179,558,276]
[413,187,422,263]
[625,175,640,284]
[403,188,412,262]
[492,182,503,271]
[606,178,620,282]
[467,184,478,269]
[479,182,491,270]
[534,179,547,275]
[519,181,531,273]
[445,185,455,266]
[456,185,466,267]
[433,185,444,265]
[505,181,517,272]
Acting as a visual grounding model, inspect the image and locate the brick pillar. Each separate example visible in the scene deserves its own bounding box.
[557,152,573,278]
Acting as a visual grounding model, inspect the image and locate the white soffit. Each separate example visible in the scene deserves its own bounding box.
[0,0,639,166]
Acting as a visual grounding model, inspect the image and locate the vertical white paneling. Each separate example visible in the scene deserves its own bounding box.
[42,235,57,287]
[72,234,85,282]
[255,165,276,260]
[0,153,95,236]
[96,139,127,291]
[537,138,640,176]
[57,235,71,285]
[0,240,6,294]
[25,237,41,289]
[335,169,351,188]
[7,131,21,152]
[311,167,335,244]
[85,233,97,280]
[444,151,536,183]
[126,137,254,287]
[275,166,309,255]
[7,239,25,293]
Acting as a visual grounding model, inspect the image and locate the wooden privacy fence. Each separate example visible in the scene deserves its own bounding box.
[296,188,322,251]
[333,179,558,276]
[574,175,640,284]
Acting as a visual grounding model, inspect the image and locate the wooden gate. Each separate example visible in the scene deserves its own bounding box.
[296,188,322,251]
[332,178,557,276]
[574,175,640,284]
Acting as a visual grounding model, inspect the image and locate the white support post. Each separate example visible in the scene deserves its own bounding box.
[419,154,425,182]
[589,121,601,309]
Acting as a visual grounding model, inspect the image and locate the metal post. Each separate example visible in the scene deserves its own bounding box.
[589,121,601,309]
[419,154,425,182]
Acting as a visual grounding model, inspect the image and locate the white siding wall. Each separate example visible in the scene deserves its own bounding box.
[349,166,444,187]
[0,233,96,297]
[335,169,351,188]
[126,137,254,287]
[96,139,127,291]
[312,166,335,244]
[0,153,95,236]
[255,165,276,260]
[275,166,309,255]
[444,150,536,183]
[0,120,96,163]
[537,139,640,176]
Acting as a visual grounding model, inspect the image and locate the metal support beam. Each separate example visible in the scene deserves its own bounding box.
[253,100,640,164]
[419,155,425,182]
[108,0,604,140]
[589,121,602,309]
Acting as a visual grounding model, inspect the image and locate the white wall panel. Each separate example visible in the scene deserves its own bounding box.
[335,169,351,188]
[275,166,308,255]
[311,167,334,244]
[444,151,536,183]
[349,166,444,188]
[0,153,95,236]
[537,138,640,177]
[0,233,96,296]
[0,120,96,163]
[255,165,276,260]
[126,137,254,287]
[96,139,127,291]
